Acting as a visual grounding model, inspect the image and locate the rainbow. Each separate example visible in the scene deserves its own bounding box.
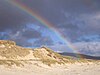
[7,0,82,58]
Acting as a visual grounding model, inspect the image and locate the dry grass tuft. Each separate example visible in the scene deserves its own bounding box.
[0,60,24,67]
[0,40,30,58]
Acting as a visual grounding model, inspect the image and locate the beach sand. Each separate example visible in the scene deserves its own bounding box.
[0,62,99,75]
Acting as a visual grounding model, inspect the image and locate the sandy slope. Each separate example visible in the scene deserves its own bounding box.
[0,40,99,75]
[0,62,100,75]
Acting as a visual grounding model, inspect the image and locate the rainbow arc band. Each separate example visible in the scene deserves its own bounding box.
[7,0,81,58]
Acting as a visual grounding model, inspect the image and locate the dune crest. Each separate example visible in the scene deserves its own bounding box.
[0,40,100,75]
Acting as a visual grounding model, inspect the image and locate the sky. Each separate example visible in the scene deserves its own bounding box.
[0,0,100,54]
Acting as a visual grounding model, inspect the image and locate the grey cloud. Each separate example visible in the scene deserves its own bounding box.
[0,0,100,47]
[13,38,32,47]
[0,28,42,47]
[0,0,34,31]
[22,30,41,39]
[33,36,54,47]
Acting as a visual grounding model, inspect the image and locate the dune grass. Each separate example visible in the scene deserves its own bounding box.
[0,60,24,67]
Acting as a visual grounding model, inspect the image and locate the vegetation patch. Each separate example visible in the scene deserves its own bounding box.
[0,60,24,67]
[0,40,30,58]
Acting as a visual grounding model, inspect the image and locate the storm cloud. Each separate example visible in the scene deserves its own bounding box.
[0,0,100,49]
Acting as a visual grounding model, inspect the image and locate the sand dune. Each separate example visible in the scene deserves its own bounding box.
[0,40,99,75]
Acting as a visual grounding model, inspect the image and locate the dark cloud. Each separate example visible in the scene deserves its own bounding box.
[0,27,42,47]
[12,37,32,47]
[33,36,54,47]
[0,0,100,49]
[22,30,41,39]
[0,0,35,31]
